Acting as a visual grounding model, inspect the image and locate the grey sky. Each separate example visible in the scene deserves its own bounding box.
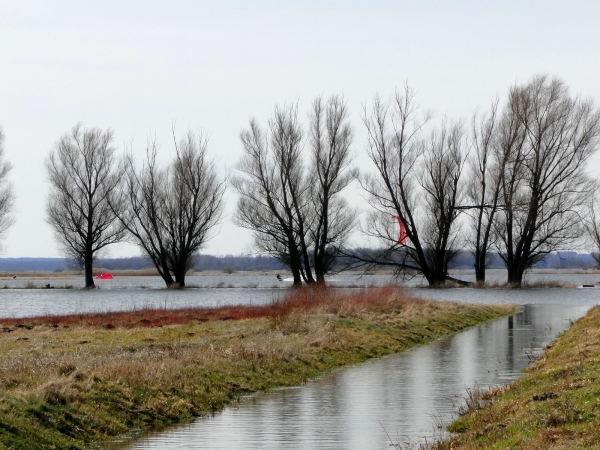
[1,1,599,258]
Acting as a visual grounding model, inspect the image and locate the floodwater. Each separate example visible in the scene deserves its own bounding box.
[1,269,600,318]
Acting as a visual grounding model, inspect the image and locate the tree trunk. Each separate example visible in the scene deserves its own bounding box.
[299,241,315,285]
[313,242,327,285]
[423,274,441,286]
[507,263,524,285]
[84,248,95,289]
[432,269,447,286]
[474,252,486,282]
[159,260,175,287]
[290,264,302,287]
[421,266,436,286]
[419,250,447,286]
[286,231,305,287]
[174,265,186,287]
[160,272,176,287]
[314,265,326,285]
[474,264,486,283]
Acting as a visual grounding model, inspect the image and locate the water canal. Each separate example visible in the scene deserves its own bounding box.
[102,303,594,449]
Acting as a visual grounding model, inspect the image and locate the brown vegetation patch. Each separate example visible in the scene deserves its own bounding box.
[0,285,419,329]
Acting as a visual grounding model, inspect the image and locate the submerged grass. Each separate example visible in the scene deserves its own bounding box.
[0,286,512,449]
[437,304,600,449]
[466,280,575,289]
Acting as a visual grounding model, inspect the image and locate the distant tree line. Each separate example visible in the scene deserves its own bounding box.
[0,74,599,288]
[0,250,594,273]
[0,250,597,273]
[0,255,287,272]
[194,254,285,271]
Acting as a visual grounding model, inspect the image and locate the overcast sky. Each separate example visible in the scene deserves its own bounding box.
[1,0,599,258]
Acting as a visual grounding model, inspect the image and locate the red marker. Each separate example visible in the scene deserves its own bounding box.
[392,215,407,245]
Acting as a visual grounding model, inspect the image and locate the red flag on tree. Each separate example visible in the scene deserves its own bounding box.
[392,215,407,245]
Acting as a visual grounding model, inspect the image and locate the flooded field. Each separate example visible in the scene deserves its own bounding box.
[0,269,599,319]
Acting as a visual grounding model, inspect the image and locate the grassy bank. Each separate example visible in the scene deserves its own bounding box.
[438,304,600,449]
[0,287,511,449]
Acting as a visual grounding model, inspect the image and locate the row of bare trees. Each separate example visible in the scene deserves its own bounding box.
[7,73,595,289]
[235,75,600,286]
[46,126,225,288]
[354,75,600,285]
[469,76,600,284]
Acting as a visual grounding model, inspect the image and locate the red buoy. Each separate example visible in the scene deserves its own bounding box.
[95,273,113,279]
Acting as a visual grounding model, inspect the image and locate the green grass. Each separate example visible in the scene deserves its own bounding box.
[438,304,600,449]
[0,287,512,449]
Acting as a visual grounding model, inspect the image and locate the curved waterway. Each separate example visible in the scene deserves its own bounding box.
[102,302,594,449]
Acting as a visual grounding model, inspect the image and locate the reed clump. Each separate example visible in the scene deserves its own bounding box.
[0,286,512,449]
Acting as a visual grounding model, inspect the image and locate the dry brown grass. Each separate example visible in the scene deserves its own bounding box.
[0,285,425,329]
[0,287,506,388]
[0,287,512,448]
[0,287,509,401]
[0,287,421,394]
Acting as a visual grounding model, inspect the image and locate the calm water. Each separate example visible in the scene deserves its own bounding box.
[1,269,600,318]
[102,303,592,449]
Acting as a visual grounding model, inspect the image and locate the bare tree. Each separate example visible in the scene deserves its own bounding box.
[465,98,504,282]
[233,104,311,286]
[272,106,315,285]
[308,95,356,283]
[46,124,125,288]
[496,75,600,284]
[234,99,357,286]
[119,130,226,287]
[0,127,15,245]
[358,86,468,286]
[419,119,468,282]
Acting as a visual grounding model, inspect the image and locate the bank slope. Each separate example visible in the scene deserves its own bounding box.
[442,304,600,449]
